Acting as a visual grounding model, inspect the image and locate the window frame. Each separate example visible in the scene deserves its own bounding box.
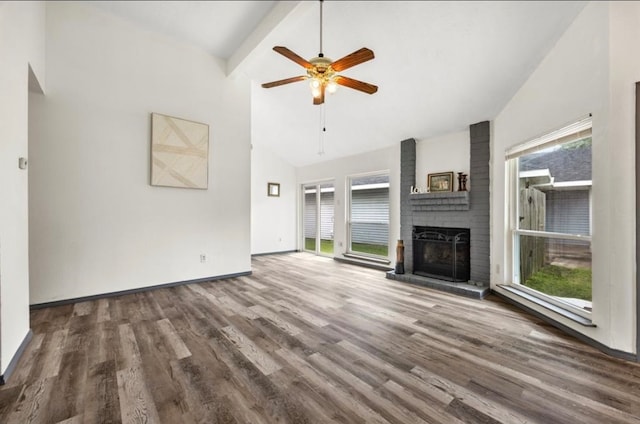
[346,171,390,260]
[506,116,593,319]
[301,181,335,257]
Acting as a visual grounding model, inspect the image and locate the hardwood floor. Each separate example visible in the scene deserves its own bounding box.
[2,252,640,423]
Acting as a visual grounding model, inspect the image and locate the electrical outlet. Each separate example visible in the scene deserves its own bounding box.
[200,254,206,263]
[496,264,500,274]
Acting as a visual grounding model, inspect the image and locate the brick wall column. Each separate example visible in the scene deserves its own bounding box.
[400,138,416,273]
[469,121,490,284]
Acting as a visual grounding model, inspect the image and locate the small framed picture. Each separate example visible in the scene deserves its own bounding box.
[428,172,454,192]
[267,182,280,197]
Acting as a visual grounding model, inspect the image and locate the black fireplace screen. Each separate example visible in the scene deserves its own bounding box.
[413,226,470,282]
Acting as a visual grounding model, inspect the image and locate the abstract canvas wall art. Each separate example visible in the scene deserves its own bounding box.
[151,113,209,189]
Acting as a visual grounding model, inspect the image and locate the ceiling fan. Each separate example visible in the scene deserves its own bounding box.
[261,0,378,105]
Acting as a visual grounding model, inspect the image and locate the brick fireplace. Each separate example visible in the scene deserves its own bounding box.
[386,121,490,298]
[413,226,470,282]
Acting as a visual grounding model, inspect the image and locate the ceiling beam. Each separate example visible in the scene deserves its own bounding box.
[226,1,314,78]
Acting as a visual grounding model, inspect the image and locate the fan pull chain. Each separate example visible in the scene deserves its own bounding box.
[318,103,326,155]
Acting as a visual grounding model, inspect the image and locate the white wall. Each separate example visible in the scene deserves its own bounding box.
[296,145,401,262]
[251,143,297,254]
[416,129,470,191]
[28,2,251,304]
[492,1,640,353]
[0,2,46,374]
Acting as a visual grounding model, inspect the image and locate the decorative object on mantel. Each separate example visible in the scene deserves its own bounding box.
[427,172,454,192]
[150,113,209,189]
[410,185,429,194]
[267,182,280,197]
[395,240,405,274]
[457,172,468,191]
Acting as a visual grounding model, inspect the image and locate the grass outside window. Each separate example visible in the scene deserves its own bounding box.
[304,238,388,257]
[522,265,592,301]
[305,238,334,255]
[351,242,388,257]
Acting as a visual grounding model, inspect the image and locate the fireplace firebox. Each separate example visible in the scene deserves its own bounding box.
[413,226,470,282]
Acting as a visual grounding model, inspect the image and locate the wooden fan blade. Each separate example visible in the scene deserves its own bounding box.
[334,75,378,94]
[313,85,325,105]
[273,46,314,69]
[261,76,307,88]
[330,48,375,72]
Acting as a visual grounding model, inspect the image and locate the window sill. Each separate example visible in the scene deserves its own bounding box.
[497,284,595,327]
[335,254,392,272]
[342,252,390,264]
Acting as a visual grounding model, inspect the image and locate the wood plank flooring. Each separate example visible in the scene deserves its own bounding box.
[2,252,640,423]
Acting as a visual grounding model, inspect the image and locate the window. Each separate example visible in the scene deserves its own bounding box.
[506,117,592,315]
[347,173,390,258]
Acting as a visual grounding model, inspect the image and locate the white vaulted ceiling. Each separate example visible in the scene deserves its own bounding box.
[82,1,587,167]
[87,1,278,59]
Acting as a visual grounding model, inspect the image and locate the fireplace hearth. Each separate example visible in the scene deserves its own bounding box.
[413,226,470,282]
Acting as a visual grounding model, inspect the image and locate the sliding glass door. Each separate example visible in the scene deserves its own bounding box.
[303,184,318,252]
[303,182,335,256]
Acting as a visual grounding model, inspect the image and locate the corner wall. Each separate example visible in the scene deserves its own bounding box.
[251,143,297,254]
[28,2,251,304]
[416,129,470,190]
[492,1,640,354]
[0,1,46,375]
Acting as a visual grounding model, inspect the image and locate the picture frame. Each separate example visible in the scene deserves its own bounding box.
[428,172,454,192]
[267,182,280,197]
[151,113,209,189]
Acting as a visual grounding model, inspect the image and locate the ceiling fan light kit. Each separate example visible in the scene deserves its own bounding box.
[261,0,378,105]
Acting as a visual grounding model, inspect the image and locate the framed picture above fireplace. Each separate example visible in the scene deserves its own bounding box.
[428,172,454,192]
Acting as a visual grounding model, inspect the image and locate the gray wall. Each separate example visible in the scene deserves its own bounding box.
[351,188,389,245]
[545,189,590,236]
